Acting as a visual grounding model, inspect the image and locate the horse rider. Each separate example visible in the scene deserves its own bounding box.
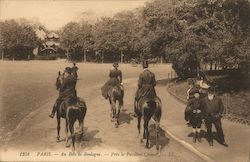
[201,87,228,147]
[101,62,124,100]
[71,62,78,79]
[49,67,77,118]
[134,60,157,116]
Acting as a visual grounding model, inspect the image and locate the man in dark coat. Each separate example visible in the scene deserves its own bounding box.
[101,62,123,99]
[134,60,156,115]
[49,67,77,118]
[71,62,78,79]
[201,87,228,147]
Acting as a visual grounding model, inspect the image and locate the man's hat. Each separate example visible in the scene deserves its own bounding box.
[64,67,72,73]
[113,62,119,68]
[142,60,148,68]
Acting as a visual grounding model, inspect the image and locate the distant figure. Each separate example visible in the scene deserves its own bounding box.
[71,62,78,79]
[185,78,199,122]
[49,67,77,118]
[101,62,124,100]
[186,78,198,100]
[187,92,203,143]
[201,87,228,147]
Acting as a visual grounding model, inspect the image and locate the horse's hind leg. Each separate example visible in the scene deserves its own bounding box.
[144,119,150,148]
[137,115,143,143]
[65,120,70,147]
[69,122,75,151]
[56,115,61,142]
[155,121,160,153]
[115,101,121,127]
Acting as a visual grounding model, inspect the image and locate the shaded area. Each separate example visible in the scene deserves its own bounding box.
[79,129,103,150]
[119,109,133,125]
[148,124,170,150]
[187,130,229,146]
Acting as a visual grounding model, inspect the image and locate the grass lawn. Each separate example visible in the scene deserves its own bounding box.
[168,73,250,121]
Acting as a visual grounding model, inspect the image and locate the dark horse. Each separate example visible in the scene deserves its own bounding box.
[56,72,87,150]
[135,94,162,152]
[108,85,124,128]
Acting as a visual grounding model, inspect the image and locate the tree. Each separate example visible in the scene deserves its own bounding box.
[0,19,39,60]
[60,21,93,61]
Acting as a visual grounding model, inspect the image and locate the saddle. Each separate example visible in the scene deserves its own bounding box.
[59,97,86,118]
[138,95,160,108]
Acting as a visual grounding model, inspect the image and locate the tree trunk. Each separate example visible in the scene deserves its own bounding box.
[215,63,217,70]
[210,62,213,71]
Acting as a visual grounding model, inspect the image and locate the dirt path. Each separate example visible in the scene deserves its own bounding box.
[2,77,204,162]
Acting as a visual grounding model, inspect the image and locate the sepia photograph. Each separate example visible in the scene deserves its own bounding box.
[0,0,249,161]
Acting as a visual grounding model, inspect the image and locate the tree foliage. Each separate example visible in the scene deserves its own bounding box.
[0,19,39,59]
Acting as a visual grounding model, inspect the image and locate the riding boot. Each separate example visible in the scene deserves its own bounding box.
[49,103,57,118]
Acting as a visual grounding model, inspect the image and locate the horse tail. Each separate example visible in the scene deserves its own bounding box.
[146,100,156,109]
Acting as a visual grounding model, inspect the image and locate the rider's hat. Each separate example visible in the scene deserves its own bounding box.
[113,62,119,68]
[208,86,215,93]
[142,60,148,68]
[64,67,72,73]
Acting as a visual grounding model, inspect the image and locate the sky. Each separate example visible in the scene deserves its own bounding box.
[0,0,148,30]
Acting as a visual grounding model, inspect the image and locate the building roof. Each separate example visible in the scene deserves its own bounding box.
[47,32,59,39]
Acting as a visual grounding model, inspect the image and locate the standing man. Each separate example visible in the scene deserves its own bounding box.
[49,67,77,118]
[202,87,228,147]
[134,60,156,116]
[71,62,78,79]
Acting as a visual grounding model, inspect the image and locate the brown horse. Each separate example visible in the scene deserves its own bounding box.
[56,72,87,150]
[108,85,124,128]
[135,95,162,152]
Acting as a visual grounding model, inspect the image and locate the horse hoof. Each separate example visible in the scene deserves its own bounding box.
[145,145,150,149]
[115,123,119,128]
[140,139,144,143]
[65,141,71,148]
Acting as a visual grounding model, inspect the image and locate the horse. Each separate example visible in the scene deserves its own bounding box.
[55,71,87,150]
[135,95,162,152]
[108,85,124,128]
